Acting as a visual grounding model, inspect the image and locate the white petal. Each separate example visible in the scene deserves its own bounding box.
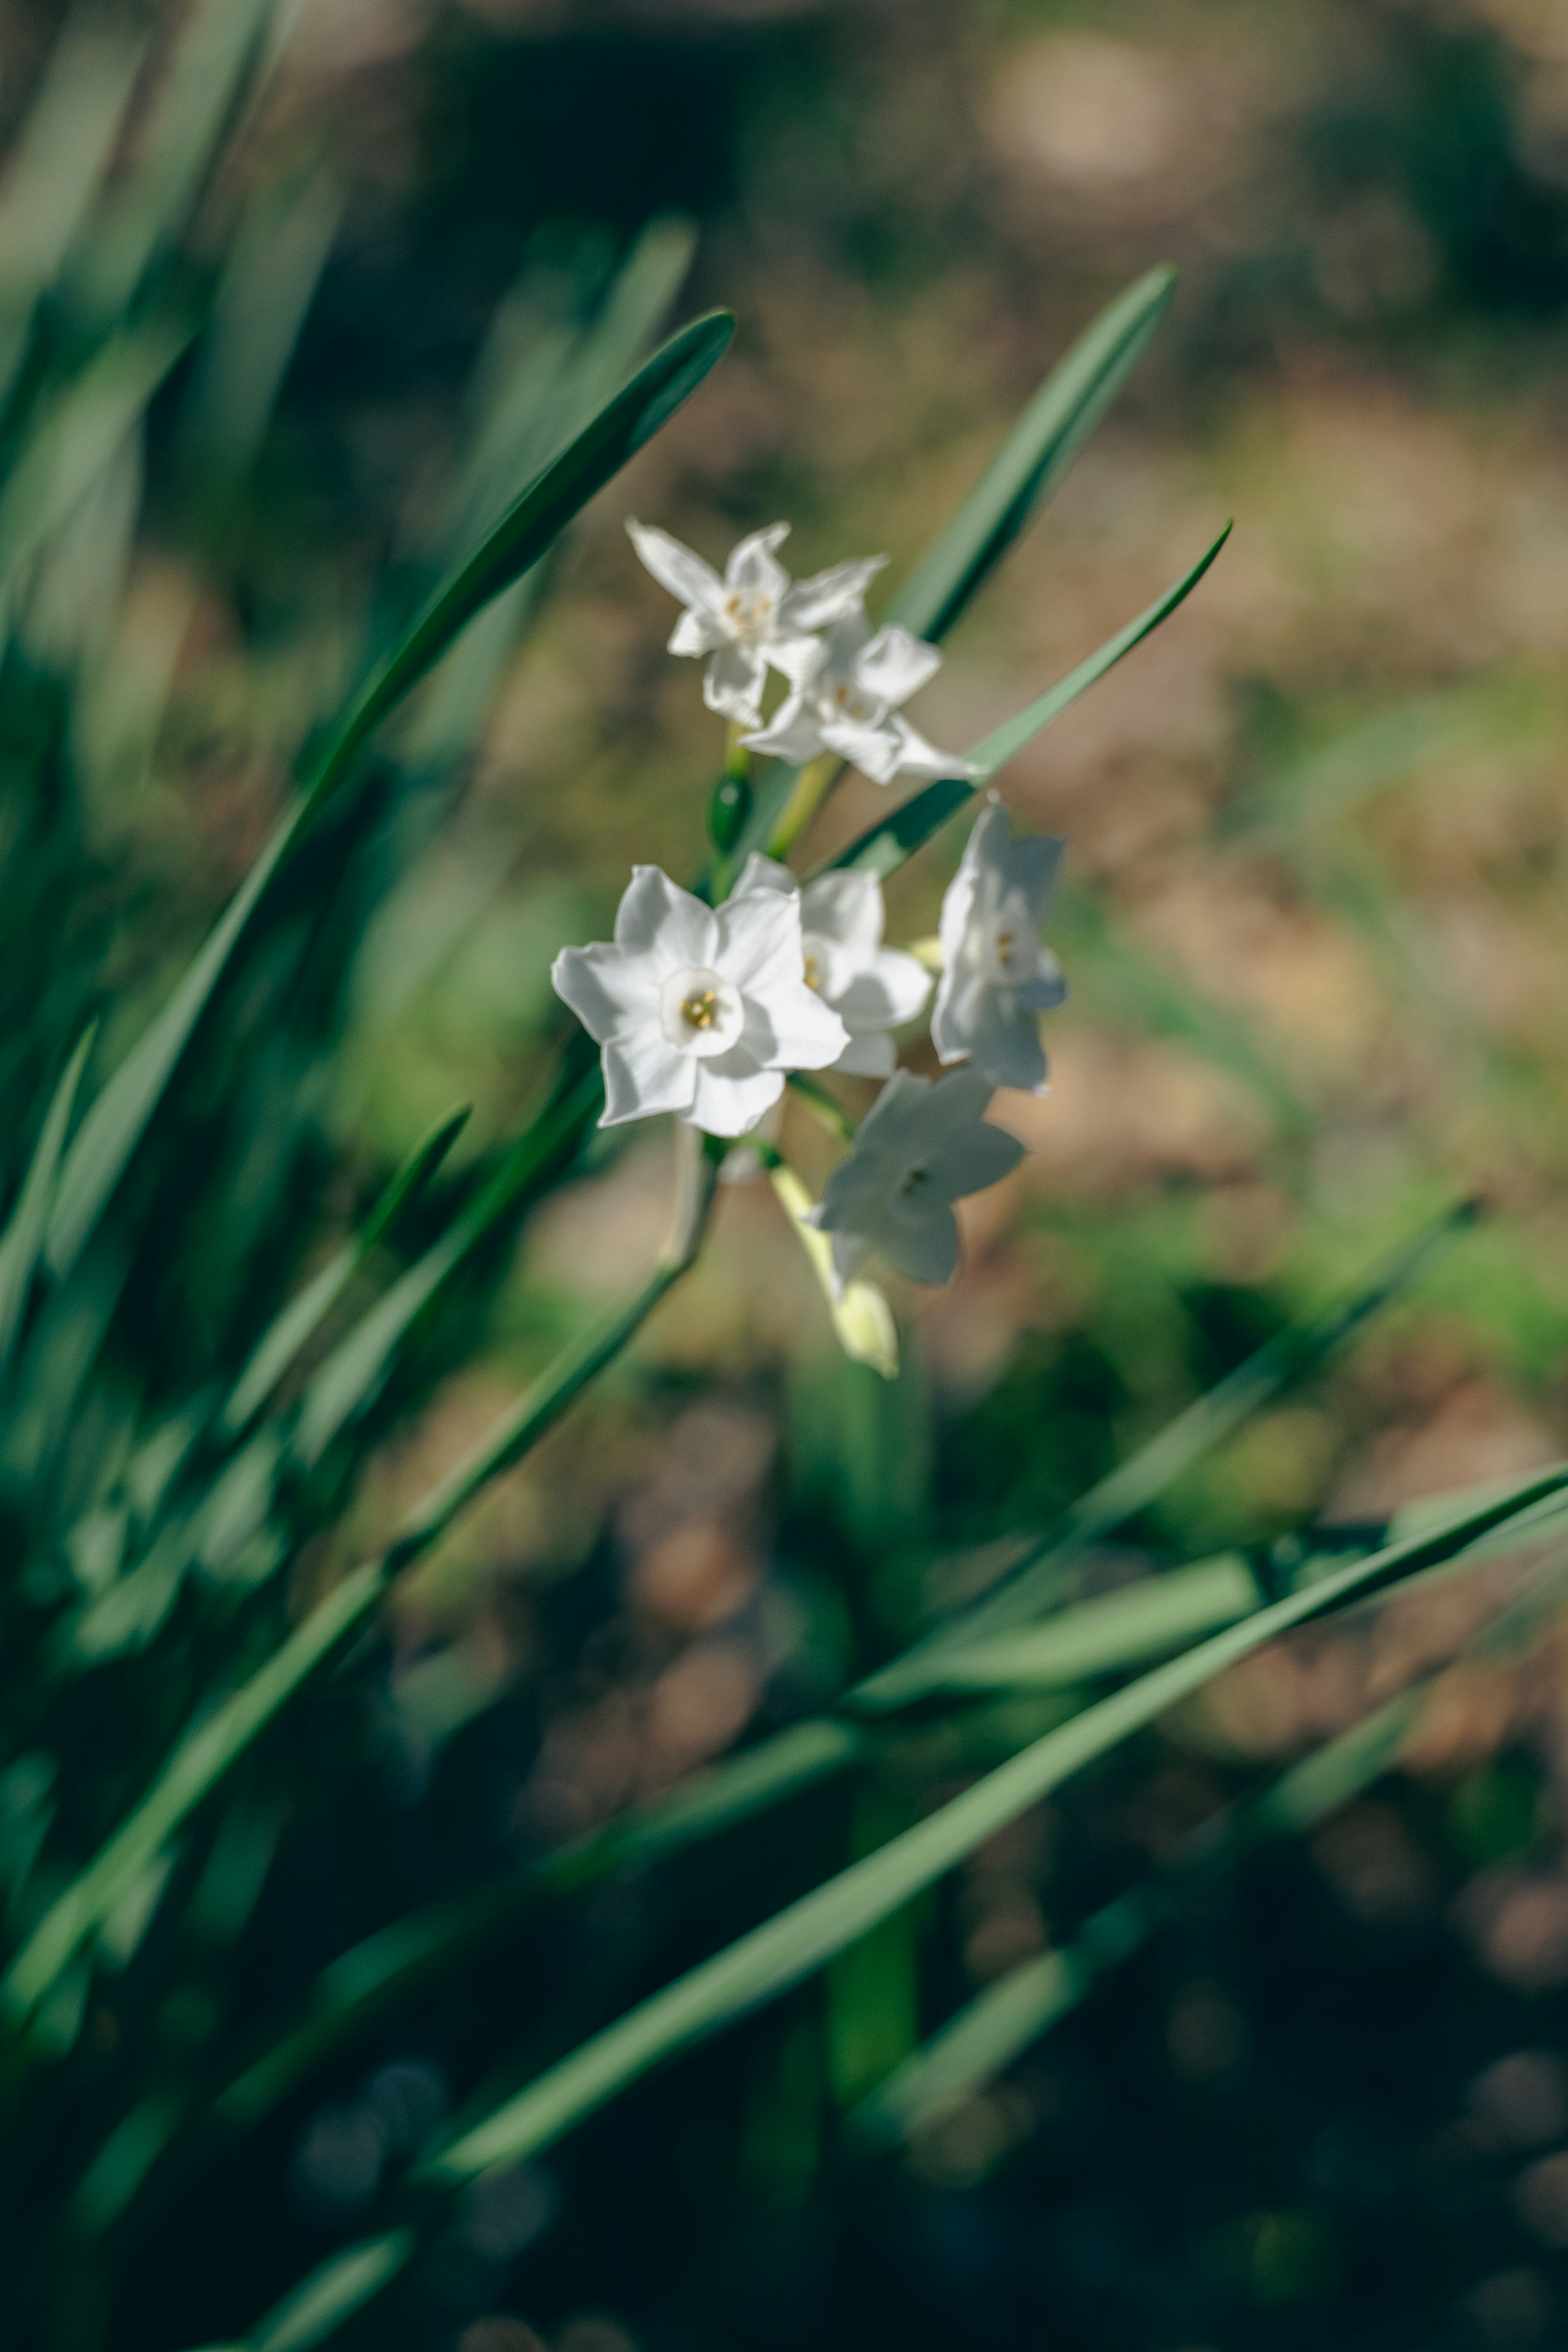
[937,978,1046,1091]
[614,866,718,965]
[724,523,791,601]
[769,632,833,690]
[1006,831,1066,913]
[730,852,798,899]
[883,713,981,781]
[927,1116,1026,1200]
[800,870,883,957]
[751,985,850,1070]
[704,641,769,723]
[937,844,982,975]
[881,1202,961,1286]
[853,622,942,710]
[835,946,932,1031]
[829,1228,877,1294]
[835,1032,897,1077]
[668,606,721,657]
[819,713,906,784]
[850,1066,933,1155]
[739,694,827,766]
[601,1031,699,1126]
[688,1060,785,1137]
[626,519,724,616]
[777,556,888,632]
[1016,947,1068,1012]
[714,883,806,995]
[550,942,658,1043]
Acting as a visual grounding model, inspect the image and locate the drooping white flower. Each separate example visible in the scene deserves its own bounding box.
[735,853,931,1077]
[551,866,848,1138]
[933,799,1067,1094]
[739,604,978,784]
[809,1067,1025,1290]
[626,519,885,727]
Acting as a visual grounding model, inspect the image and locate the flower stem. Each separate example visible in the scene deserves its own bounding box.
[765,753,841,860]
[786,1070,859,1144]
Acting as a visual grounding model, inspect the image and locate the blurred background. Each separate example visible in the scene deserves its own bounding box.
[12,0,1568,2346]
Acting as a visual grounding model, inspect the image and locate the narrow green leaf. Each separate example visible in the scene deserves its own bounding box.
[298,309,734,825]
[68,0,278,327]
[890,265,1177,645]
[220,1106,469,1437]
[735,267,1179,863]
[851,1544,1568,2147]
[42,317,727,1280]
[853,1198,1477,1711]
[414,1465,1568,2188]
[929,1553,1260,1691]
[247,2231,415,2352]
[825,525,1233,885]
[0,323,194,603]
[5,1144,719,2026]
[0,1027,94,1377]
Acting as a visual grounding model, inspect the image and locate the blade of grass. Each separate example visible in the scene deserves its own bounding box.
[821,526,1232,886]
[925,1552,1261,1691]
[851,1198,1479,1711]
[2,1141,722,2028]
[735,266,1178,863]
[42,312,731,1280]
[219,1106,469,1437]
[0,1027,94,1379]
[851,1544,1568,2147]
[409,1465,1568,2194]
[890,265,1177,646]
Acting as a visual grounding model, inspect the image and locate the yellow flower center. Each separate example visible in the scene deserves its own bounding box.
[803,953,821,991]
[681,989,720,1031]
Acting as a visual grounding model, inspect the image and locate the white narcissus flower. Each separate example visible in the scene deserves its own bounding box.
[809,1067,1025,1290]
[736,853,931,1077]
[740,605,978,785]
[933,799,1067,1094]
[626,519,885,727]
[551,866,849,1138]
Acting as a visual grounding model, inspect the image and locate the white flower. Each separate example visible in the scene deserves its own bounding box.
[810,1068,1025,1290]
[626,519,884,727]
[735,853,931,1077]
[740,604,979,784]
[933,800,1067,1094]
[551,866,849,1138]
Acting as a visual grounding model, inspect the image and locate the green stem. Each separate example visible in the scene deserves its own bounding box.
[786,1070,859,1144]
[765,753,840,860]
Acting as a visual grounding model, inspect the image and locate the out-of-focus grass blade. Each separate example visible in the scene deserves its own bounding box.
[824,526,1232,885]
[208,1722,861,2140]
[411,1466,1568,2192]
[0,1027,94,1379]
[298,309,734,825]
[0,323,194,606]
[0,14,148,403]
[288,1067,601,1470]
[5,1143,720,2027]
[228,2230,416,2352]
[42,316,729,1281]
[69,0,277,327]
[408,218,695,772]
[853,1544,1568,2147]
[220,1107,468,1437]
[890,265,1177,646]
[852,1198,1478,1711]
[849,1690,1424,2148]
[927,1553,1259,1691]
[179,162,341,481]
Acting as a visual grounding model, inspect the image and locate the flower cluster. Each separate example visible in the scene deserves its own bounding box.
[550,521,1071,1314]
